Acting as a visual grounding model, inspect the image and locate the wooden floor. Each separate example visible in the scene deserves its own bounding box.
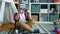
[0,22,54,34]
[0,23,15,31]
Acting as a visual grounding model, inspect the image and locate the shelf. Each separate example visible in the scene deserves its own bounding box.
[31,12,39,13]
[30,0,59,3]
[40,13,48,21]
[50,4,58,13]
[40,4,48,13]
[31,4,40,13]
[30,3,60,4]
[49,13,59,22]
[40,9,48,13]
[41,4,48,9]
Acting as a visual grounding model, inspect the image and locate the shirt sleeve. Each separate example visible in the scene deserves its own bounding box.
[14,13,20,22]
[25,12,30,21]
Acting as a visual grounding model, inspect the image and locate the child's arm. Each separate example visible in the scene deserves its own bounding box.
[14,13,19,21]
[26,10,32,20]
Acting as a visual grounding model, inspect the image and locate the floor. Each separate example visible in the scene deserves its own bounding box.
[0,22,54,34]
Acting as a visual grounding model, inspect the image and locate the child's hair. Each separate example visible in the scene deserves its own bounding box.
[18,8,24,12]
[24,9,26,12]
[25,9,28,12]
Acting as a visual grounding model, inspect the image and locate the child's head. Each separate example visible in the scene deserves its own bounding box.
[18,8,24,14]
[18,4,26,14]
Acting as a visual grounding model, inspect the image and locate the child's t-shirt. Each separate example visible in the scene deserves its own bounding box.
[20,13,27,22]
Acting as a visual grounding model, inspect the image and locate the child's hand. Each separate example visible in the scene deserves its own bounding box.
[15,14,19,20]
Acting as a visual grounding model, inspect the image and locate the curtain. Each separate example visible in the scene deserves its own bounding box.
[0,0,18,25]
[0,0,5,25]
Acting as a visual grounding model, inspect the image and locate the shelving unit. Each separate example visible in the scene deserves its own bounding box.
[29,0,60,22]
[29,3,60,22]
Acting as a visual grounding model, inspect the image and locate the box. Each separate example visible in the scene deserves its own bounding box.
[40,9,48,13]
[13,0,19,4]
[31,15,38,21]
[31,13,39,21]
[56,22,60,28]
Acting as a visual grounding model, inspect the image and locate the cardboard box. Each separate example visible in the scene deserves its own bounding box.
[31,15,38,21]
[56,22,60,28]
[13,0,19,4]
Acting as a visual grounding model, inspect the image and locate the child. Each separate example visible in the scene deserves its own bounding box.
[14,4,35,33]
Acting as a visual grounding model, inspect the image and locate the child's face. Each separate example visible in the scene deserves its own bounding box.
[18,8,24,14]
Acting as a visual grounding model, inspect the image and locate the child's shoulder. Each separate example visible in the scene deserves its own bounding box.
[14,12,18,14]
[25,12,29,14]
[14,12,18,17]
